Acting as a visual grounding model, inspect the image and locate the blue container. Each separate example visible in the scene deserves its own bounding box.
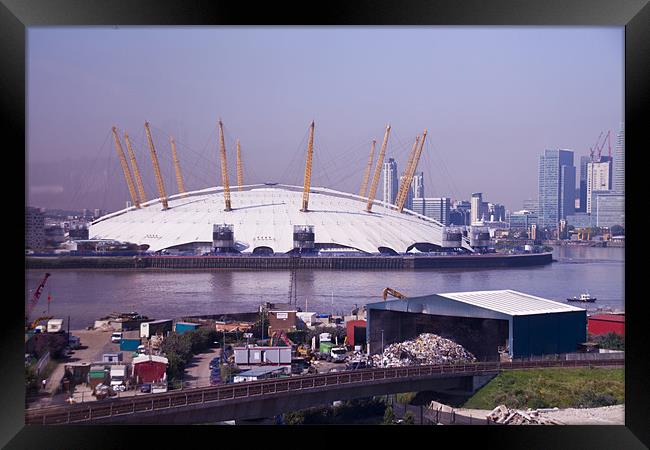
[119,338,141,351]
[175,322,200,335]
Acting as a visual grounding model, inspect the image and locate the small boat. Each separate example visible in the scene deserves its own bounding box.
[567,292,597,303]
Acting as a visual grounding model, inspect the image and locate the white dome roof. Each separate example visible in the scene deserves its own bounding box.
[89,184,471,254]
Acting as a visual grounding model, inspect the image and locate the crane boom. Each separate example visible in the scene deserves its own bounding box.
[366,124,391,212]
[124,132,147,204]
[397,130,427,213]
[236,139,243,192]
[358,139,376,198]
[596,130,611,161]
[145,121,169,210]
[169,135,187,196]
[218,119,232,211]
[300,121,315,212]
[111,126,140,209]
[382,287,407,301]
[27,273,51,321]
[395,135,419,208]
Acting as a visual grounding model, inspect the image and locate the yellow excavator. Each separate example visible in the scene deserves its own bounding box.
[382,287,407,301]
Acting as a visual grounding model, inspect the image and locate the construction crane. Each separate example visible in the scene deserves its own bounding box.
[26,273,51,324]
[30,316,54,331]
[395,135,419,209]
[366,124,391,212]
[236,139,244,192]
[595,130,611,161]
[270,330,294,347]
[590,131,603,162]
[169,135,187,196]
[144,121,169,210]
[124,132,147,204]
[111,126,140,209]
[382,287,407,301]
[358,139,376,198]
[217,119,232,211]
[396,130,427,213]
[301,121,315,212]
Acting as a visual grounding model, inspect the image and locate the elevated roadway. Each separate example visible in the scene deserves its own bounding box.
[25,358,623,425]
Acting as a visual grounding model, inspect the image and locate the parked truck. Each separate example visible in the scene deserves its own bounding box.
[110,365,127,391]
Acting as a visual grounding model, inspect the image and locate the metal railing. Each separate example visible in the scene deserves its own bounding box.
[25,358,623,425]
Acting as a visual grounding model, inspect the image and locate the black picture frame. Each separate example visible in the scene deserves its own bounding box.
[4,0,648,447]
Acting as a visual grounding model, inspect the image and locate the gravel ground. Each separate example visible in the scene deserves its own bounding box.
[455,404,624,425]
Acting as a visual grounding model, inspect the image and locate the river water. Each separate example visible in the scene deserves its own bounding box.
[25,247,624,329]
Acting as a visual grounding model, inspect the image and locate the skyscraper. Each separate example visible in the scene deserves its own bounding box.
[586,157,612,214]
[613,125,625,194]
[538,149,576,229]
[411,172,424,199]
[382,158,398,205]
[412,197,451,225]
[578,155,590,212]
[470,192,483,225]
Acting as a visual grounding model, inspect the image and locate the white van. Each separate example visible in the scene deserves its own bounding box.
[111,332,123,343]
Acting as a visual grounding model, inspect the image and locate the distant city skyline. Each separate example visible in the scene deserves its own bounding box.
[27,27,623,213]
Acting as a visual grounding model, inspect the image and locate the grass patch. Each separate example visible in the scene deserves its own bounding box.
[463,367,624,410]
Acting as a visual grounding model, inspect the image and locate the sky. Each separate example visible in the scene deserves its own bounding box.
[27,27,624,213]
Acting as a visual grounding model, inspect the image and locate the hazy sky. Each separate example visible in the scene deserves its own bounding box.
[27,27,623,212]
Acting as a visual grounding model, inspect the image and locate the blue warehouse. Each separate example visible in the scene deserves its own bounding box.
[366,290,587,361]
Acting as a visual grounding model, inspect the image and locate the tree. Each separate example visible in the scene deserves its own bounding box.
[610,225,624,236]
[402,411,416,425]
[383,404,395,425]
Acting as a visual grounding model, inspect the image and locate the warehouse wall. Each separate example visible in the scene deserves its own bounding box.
[512,311,587,358]
[367,309,508,361]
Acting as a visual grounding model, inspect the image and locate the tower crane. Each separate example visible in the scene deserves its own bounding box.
[26,273,51,325]
[595,130,611,161]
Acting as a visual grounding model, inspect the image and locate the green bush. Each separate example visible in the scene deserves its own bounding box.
[383,405,395,425]
[402,411,415,425]
[593,333,624,351]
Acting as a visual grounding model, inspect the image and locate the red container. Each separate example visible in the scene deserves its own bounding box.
[346,320,366,347]
[588,314,625,336]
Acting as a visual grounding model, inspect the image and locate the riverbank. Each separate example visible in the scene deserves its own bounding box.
[25,252,553,270]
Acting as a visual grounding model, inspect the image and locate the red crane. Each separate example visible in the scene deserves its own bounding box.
[26,273,51,322]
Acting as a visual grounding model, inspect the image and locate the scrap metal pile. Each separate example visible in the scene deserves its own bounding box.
[370,333,477,368]
[488,405,563,425]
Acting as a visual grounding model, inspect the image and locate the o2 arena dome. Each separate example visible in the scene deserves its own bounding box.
[89,184,472,255]
[89,121,473,255]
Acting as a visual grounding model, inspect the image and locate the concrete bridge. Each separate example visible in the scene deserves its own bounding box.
[25,358,623,425]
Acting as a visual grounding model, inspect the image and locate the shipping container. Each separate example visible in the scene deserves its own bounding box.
[346,320,366,347]
[102,352,123,363]
[120,338,141,351]
[588,314,625,336]
[234,346,292,365]
[175,322,200,335]
[140,320,173,338]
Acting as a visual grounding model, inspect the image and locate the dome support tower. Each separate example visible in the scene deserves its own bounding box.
[111,126,140,209]
[218,119,232,211]
[144,121,169,210]
[300,121,315,212]
[366,124,391,212]
[124,132,147,204]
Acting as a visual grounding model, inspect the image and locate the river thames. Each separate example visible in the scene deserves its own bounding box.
[26,246,624,329]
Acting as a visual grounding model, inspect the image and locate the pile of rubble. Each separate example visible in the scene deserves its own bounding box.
[370,333,476,368]
[488,405,564,425]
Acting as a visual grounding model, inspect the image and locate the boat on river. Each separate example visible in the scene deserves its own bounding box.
[567,292,597,303]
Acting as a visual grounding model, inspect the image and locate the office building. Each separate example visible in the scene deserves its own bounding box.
[487,203,506,222]
[586,157,612,214]
[412,197,451,226]
[508,210,538,230]
[26,207,45,249]
[538,149,576,229]
[522,199,538,215]
[411,172,424,199]
[578,155,590,212]
[596,192,625,228]
[470,193,483,225]
[613,125,624,194]
[382,158,399,205]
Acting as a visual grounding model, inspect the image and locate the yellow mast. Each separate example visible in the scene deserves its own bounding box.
[301,121,315,212]
[358,139,376,198]
[236,139,243,192]
[169,135,187,196]
[111,126,140,209]
[396,129,427,213]
[218,119,232,211]
[395,135,419,208]
[144,121,169,210]
[365,124,391,212]
[124,132,147,204]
